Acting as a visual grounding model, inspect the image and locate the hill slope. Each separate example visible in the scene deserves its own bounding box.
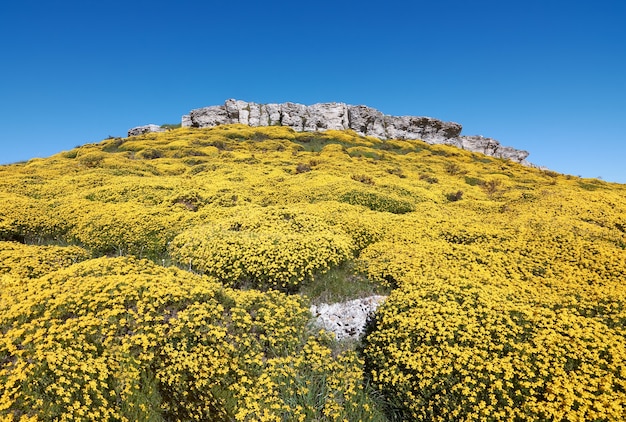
[1,125,625,421]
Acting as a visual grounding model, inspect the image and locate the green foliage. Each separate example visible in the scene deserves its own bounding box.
[339,190,415,214]
[299,262,387,306]
[446,190,464,201]
[136,148,164,160]
[351,174,375,185]
[464,176,484,186]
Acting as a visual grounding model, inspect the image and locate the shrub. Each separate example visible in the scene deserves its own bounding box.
[78,152,106,168]
[0,242,90,279]
[295,163,312,174]
[168,210,353,291]
[445,162,462,175]
[340,190,415,214]
[69,202,177,259]
[386,167,406,178]
[136,148,163,160]
[482,179,503,195]
[419,173,439,184]
[351,174,375,185]
[364,280,626,421]
[0,257,341,421]
[446,190,464,202]
[169,191,204,211]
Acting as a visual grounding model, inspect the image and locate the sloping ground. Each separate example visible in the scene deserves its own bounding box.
[1,125,625,421]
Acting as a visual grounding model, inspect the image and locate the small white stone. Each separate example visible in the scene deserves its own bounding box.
[310,295,387,341]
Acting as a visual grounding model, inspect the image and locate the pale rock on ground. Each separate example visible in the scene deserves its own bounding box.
[310,295,387,341]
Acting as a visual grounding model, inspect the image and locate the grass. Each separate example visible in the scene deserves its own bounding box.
[300,262,388,306]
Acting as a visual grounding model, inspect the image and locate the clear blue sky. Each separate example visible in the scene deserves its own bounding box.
[1,0,625,182]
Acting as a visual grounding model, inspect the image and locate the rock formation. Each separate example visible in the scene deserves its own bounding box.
[180,99,530,164]
[129,99,530,164]
[310,295,387,341]
[127,124,166,137]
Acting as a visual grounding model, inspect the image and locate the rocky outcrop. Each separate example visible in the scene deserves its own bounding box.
[310,295,386,340]
[459,135,530,163]
[181,99,530,163]
[128,124,166,137]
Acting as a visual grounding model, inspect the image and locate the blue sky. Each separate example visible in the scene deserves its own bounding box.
[1,0,625,182]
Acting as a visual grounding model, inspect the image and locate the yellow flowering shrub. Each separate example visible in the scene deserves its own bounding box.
[1,124,626,420]
[0,241,89,279]
[339,189,415,214]
[298,202,388,252]
[169,207,354,290]
[67,201,182,259]
[0,192,68,243]
[234,336,385,422]
[364,277,626,421]
[1,257,362,421]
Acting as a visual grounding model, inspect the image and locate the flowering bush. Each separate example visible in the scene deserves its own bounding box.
[169,208,354,291]
[0,258,379,421]
[1,124,626,420]
[364,277,626,421]
[0,242,89,279]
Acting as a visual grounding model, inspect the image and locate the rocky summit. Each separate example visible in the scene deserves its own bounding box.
[177,99,530,164]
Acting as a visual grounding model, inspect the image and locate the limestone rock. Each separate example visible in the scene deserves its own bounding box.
[347,105,387,138]
[181,114,192,127]
[305,102,350,131]
[179,99,530,164]
[459,136,529,162]
[310,295,387,340]
[280,102,308,131]
[127,124,166,137]
[189,105,228,127]
[384,115,463,144]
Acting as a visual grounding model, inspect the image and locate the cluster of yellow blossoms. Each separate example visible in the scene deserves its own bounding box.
[1,258,381,421]
[0,124,625,420]
[168,207,354,290]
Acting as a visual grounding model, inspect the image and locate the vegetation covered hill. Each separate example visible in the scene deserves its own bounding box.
[1,125,625,421]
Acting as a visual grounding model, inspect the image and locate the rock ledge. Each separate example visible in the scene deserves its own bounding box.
[181,99,530,164]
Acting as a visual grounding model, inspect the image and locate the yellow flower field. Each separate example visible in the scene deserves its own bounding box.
[1,125,625,420]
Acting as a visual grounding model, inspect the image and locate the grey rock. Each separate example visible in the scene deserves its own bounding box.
[310,295,387,340]
[264,103,282,126]
[189,105,228,127]
[127,124,166,137]
[459,136,529,162]
[181,114,192,127]
[225,99,250,124]
[384,115,463,144]
[305,102,350,131]
[280,102,307,131]
[347,105,387,138]
[180,99,530,164]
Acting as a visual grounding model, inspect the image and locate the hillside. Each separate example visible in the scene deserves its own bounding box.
[1,124,625,421]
